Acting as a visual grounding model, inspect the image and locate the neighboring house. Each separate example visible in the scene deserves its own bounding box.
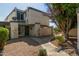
[69,28,77,39]
[0,7,51,39]
[68,28,77,47]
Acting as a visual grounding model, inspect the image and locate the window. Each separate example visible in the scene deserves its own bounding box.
[17,11,24,20]
[21,13,24,20]
[17,11,20,20]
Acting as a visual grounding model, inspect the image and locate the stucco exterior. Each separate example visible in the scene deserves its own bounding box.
[10,22,18,39]
[39,26,51,36]
[27,9,49,26]
[5,10,16,22]
[29,24,51,37]
[3,7,51,39]
[29,24,40,36]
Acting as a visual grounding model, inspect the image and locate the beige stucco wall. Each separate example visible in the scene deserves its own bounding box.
[6,11,16,22]
[29,24,51,37]
[10,22,18,39]
[29,24,40,36]
[29,25,35,36]
[27,9,49,26]
[34,24,40,36]
[39,27,51,36]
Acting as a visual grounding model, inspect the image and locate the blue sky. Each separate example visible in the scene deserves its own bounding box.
[0,3,48,21]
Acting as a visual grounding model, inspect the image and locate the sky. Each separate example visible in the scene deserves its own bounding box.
[0,3,48,21]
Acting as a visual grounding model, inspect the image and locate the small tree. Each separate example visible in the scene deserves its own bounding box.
[46,3,78,41]
[0,27,9,50]
[46,3,78,53]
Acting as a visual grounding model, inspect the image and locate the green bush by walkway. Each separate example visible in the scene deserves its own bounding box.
[0,27,9,50]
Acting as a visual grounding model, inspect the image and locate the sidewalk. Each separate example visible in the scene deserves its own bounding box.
[31,37,69,56]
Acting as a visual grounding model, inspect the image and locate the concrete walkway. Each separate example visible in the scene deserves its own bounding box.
[31,37,69,56]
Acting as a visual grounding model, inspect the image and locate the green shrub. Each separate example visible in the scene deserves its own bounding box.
[54,27,61,34]
[0,27,9,50]
[55,36,65,43]
[38,48,47,56]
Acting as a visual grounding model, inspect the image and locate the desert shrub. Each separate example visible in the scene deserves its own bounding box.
[54,27,61,34]
[0,27,9,50]
[38,48,47,56]
[55,36,65,43]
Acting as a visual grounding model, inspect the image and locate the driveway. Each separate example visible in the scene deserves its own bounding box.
[2,37,42,56]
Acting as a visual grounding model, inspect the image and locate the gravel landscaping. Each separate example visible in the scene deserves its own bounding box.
[2,37,42,56]
[51,40,78,56]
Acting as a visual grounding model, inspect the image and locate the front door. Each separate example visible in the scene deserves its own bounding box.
[25,26,29,36]
[18,25,25,37]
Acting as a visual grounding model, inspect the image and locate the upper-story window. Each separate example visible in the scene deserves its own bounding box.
[17,11,24,20]
[21,13,24,20]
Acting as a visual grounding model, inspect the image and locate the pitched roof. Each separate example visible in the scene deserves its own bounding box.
[5,7,25,20]
[28,7,50,17]
[5,7,50,21]
[5,7,16,20]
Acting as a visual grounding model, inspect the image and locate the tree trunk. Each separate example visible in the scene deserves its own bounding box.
[63,31,69,43]
[51,27,54,40]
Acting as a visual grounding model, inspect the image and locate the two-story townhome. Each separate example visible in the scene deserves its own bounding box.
[0,7,51,39]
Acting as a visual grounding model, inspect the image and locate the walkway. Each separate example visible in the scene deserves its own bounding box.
[31,37,69,56]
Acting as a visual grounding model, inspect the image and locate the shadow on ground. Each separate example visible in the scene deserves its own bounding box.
[7,36,52,46]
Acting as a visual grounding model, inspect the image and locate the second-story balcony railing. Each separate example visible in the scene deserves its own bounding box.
[12,17,25,21]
